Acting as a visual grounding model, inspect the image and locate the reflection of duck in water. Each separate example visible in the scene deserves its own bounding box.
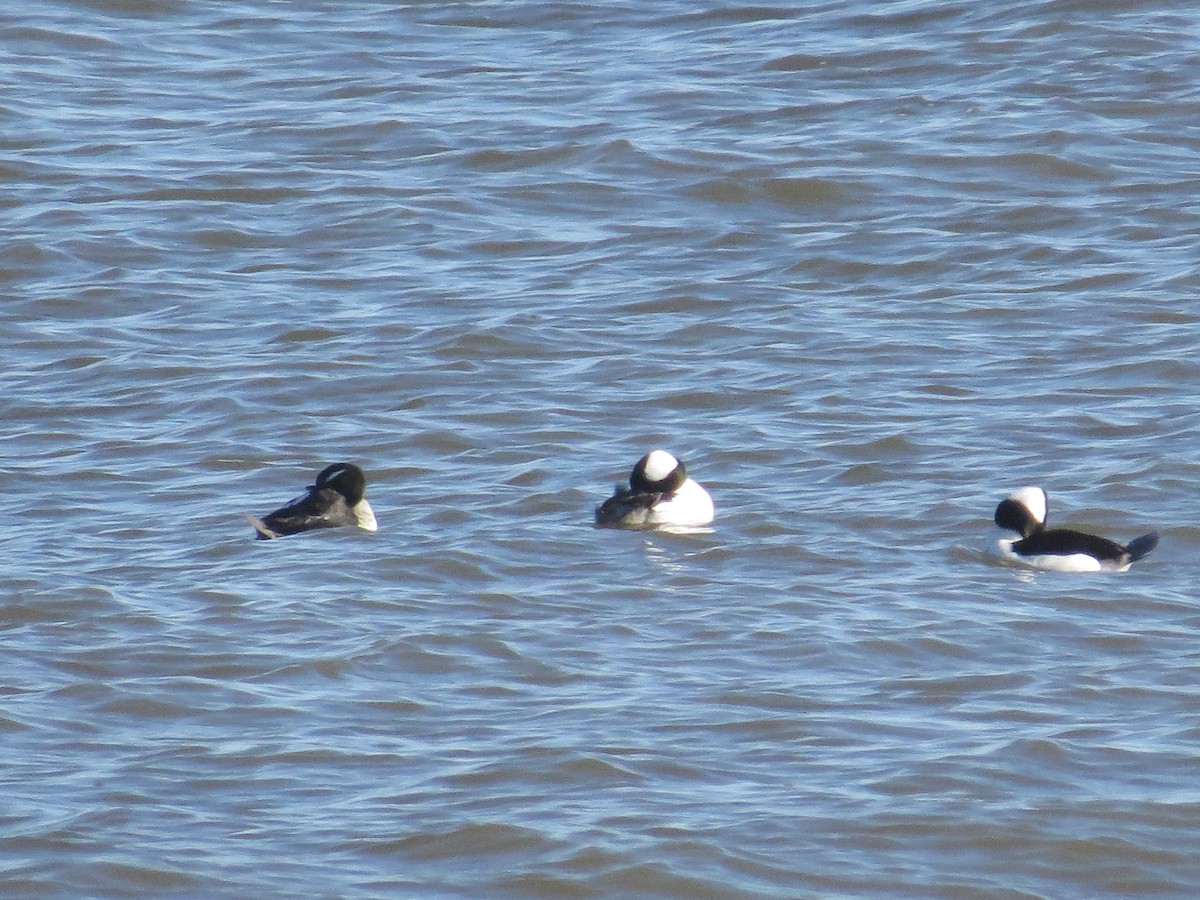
[249,463,378,539]
[993,486,1157,572]
[594,450,713,530]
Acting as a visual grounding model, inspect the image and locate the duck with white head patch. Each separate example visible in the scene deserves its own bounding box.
[249,462,378,539]
[993,486,1158,572]
[594,450,714,530]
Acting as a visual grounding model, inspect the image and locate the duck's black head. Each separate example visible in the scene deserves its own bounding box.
[630,450,687,494]
[314,463,368,505]
[994,486,1048,538]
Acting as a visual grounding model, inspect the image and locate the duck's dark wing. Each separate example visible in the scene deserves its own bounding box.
[594,486,664,527]
[1013,528,1124,561]
[255,487,354,538]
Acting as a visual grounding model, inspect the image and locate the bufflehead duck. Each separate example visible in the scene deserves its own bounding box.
[249,463,378,539]
[594,450,714,530]
[993,486,1158,572]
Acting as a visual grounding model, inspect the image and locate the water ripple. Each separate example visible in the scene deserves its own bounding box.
[3,0,1199,896]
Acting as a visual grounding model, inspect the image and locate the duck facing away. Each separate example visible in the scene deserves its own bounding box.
[249,463,378,539]
[993,486,1157,572]
[594,450,714,530]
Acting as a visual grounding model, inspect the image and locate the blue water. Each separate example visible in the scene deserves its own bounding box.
[3,1,1200,896]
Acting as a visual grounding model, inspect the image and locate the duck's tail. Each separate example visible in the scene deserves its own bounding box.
[246,514,279,540]
[1124,531,1159,562]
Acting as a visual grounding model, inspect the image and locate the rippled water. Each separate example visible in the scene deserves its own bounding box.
[4,0,1200,896]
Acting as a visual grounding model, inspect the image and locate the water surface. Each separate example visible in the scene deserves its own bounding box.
[3,1,1200,896]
